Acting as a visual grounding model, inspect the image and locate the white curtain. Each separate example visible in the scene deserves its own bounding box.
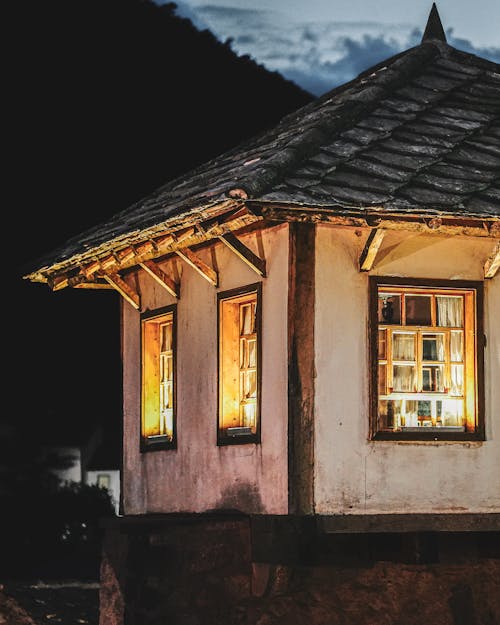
[393,333,415,360]
[437,296,463,327]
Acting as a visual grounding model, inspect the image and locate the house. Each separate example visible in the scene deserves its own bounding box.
[84,437,121,516]
[39,422,120,512]
[24,5,499,624]
[41,422,104,488]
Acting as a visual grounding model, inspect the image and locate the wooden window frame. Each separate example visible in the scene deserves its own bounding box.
[369,277,485,441]
[140,304,177,452]
[217,282,262,446]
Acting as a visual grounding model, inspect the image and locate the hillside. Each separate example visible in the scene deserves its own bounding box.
[4,0,313,455]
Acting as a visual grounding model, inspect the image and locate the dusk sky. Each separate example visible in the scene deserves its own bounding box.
[172,0,500,95]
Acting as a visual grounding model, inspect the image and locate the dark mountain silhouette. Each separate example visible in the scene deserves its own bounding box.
[8,0,312,264]
[4,0,313,451]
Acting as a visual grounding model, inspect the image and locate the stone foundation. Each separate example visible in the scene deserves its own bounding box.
[100,514,500,625]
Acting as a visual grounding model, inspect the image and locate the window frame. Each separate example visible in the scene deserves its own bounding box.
[217,282,262,446]
[369,277,485,441]
[140,304,177,452]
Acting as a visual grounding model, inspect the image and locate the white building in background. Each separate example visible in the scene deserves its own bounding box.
[43,424,121,514]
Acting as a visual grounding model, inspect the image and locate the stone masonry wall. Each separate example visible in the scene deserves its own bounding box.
[100,515,500,625]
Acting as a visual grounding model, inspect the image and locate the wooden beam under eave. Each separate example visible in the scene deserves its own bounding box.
[218,232,266,277]
[49,275,69,291]
[103,273,141,309]
[176,248,218,286]
[139,261,179,298]
[359,229,385,272]
[74,282,115,290]
[484,241,500,279]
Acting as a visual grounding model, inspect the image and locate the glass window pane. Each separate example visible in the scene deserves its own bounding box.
[405,295,431,325]
[246,371,257,398]
[240,304,252,335]
[378,294,401,324]
[436,296,463,327]
[393,333,415,360]
[241,403,256,430]
[401,400,419,428]
[161,322,172,351]
[422,334,444,361]
[378,399,402,430]
[422,365,444,392]
[417,400,433,427]
[378,329,387,359]
[450,331,463,362]
[248,339,256,367]
[442,399,464,427]
[393,365,416,392]
[378,364,387,396]
[450,364,464,396]
[240,338,248,368]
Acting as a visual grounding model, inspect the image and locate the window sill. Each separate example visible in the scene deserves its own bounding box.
[371,430,484,442]
[217,433,260,446]
[141,436,176,452]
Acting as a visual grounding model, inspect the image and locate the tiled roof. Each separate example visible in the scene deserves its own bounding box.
[26,31,500,279]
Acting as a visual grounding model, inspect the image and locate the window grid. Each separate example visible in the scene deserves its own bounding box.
[370,279,482,440]
[218,283,261,445]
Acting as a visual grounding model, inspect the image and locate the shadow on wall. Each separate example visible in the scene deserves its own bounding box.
[214,482,264,514]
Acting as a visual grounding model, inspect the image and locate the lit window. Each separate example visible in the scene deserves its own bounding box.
[141,306,176,450]
[97,474,111,490]
[370,278,484,440]
[218,284,261,444]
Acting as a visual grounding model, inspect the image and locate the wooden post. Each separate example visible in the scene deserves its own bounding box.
[288,222,315,514]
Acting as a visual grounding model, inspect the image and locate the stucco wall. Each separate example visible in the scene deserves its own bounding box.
[122,224,289,515]
[315,225,500,514]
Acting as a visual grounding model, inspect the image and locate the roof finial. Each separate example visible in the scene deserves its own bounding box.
[422,3,447,42]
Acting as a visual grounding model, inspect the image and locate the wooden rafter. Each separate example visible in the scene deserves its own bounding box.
[174,226,195,243]
[218,232,266,277]
[81,260,101,279]
[484,241,500,279]
[27,201,261,287]
[359,229,385,272]
[103,273,140,309]
[139,260,179,298]
[176,248,218,286]
[74,281,114,290]
[49,275,69,291]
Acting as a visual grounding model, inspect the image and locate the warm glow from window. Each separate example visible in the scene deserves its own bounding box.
[372,282,481,437]
[141,307,176,449]
[218,286,260,443]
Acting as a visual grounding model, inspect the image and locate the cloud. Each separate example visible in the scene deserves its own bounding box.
[178,5,500,96]
[446,29,500,63]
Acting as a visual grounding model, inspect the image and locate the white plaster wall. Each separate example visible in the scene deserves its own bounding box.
[315,226,500,514]
[86,469,121,515]
[122,224,289,514]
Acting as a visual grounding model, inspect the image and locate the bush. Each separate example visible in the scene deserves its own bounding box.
[1,481,116,579]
